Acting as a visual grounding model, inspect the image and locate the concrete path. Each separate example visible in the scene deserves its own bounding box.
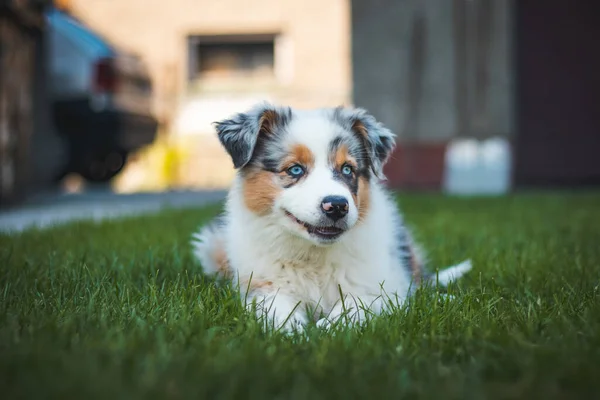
[0,189,226,233]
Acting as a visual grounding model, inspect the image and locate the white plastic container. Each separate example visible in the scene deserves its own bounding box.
[443,137,512,195]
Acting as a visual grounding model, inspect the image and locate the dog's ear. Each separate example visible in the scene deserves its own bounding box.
[214,103,292,169]
[333,107,396,179]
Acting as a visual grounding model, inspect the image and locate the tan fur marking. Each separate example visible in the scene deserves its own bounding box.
[409,246,422,284]
[258,110,279,135]
[335,144,349,167]
[278,171,297,187]
[356,176,370,221]
[212,241,231,278]
[284,144,315,169]
[332,144,357,170]
[352,119,368,137]
[240,277,274,293]
[278,144,315,187]
[251,280,274,290]
[243,170,280,215]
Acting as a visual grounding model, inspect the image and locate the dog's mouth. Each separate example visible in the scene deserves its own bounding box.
[284,210,345,240]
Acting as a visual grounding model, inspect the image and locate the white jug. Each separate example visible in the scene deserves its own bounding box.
[443,137,511,195]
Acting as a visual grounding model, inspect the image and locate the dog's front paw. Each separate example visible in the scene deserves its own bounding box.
[276,311,308,334]
[316,306,361,330]
[316,317,333,330]
[318,296,383,330]
[253,293,308,334]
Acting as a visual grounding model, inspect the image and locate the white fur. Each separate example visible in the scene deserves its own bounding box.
[191,224,223,276]
[192,107,472,333]
[276,112,360,243]
[430,259,473,286]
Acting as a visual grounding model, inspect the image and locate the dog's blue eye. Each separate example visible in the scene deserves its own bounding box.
[287,165,305,177]
[342,165,353,176]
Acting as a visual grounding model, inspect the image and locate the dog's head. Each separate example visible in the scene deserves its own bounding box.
[215,103,395,245]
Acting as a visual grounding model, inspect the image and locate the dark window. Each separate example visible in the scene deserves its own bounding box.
[189,35,275,80]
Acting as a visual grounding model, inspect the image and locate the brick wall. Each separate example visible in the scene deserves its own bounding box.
[63,0,352,125]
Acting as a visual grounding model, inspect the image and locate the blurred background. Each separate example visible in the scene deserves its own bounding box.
[1,0,599,211]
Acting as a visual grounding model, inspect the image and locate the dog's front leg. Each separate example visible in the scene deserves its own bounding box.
[317,294,385,329]
[245,288,307,333]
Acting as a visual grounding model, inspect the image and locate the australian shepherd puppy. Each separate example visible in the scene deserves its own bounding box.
[192,103,471,332]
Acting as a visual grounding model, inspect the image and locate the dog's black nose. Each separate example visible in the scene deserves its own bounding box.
[321,196,349,221]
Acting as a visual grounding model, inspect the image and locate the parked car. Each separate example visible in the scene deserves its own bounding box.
[47,9,157,183]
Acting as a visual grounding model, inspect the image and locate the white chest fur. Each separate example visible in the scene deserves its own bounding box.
[224,179,412,318]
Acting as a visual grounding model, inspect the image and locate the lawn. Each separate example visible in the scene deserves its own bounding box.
[1,193,600,399]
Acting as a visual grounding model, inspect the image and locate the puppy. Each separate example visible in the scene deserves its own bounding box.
[192,103,471,332]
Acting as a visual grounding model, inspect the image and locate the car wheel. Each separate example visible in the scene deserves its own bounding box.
[78,151,128,183]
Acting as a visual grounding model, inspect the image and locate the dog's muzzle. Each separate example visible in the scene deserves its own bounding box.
[284,210,347,241]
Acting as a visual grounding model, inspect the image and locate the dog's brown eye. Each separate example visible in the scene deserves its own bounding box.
[341,164,353,176]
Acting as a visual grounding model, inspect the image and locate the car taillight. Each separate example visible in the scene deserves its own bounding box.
[93,58,118,93]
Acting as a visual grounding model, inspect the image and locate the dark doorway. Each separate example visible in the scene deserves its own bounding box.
[514,1,600,187]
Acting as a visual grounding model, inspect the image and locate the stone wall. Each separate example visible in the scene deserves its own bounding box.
[352,0,514,142]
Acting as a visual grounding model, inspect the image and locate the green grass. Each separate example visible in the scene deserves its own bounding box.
[1,193,600,399]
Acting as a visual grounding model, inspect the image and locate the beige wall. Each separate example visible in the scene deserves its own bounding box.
[65,0,352,128]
